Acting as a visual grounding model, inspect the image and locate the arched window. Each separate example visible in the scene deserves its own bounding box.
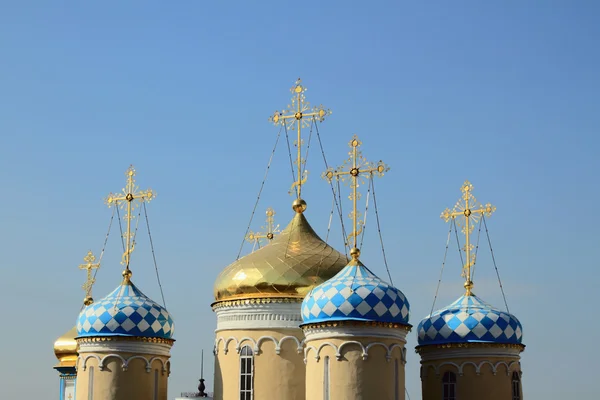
[240,346,254,400]
[323,356,330,400]
[88,366,94,400]
[512,371,521,400]
[442,371,456,400]
[394,359,399,400]
[154,369,159,400]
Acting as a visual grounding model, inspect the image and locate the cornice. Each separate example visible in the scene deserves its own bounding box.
[212,297,303,310]
[214,301,303,331]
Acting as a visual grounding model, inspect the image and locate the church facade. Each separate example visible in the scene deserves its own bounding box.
[52,81,525,400]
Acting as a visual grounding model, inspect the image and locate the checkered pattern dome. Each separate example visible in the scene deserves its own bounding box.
[301,261,410,325]
[417,294,522,345]
[76,281,174,339]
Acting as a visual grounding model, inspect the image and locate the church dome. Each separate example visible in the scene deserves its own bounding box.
[214,207,348,303]
[417,294,523,345]
[301,259,410,325]
[76,279,174,340]
[54,326,78,367]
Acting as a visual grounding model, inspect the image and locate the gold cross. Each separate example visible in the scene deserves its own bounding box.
[441,180,496,296]
[105,165,155,281]
[270,78,331,199]
[246,207,280,250]
[79,250,100,306]
[323,135,389,262]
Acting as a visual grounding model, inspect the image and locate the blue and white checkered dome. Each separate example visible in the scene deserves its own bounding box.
[417,294,522,346]
[301,260,410,325]
[76,281,174,340]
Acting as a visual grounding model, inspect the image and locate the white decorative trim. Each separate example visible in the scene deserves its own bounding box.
[303,325,408,342]
[214,302,303,331]
[214,335,304,356]
[420,360,521,378]
[304,340,407,364]
[418,346,522,362]
[78,339,173,357]
[76,353,170,374]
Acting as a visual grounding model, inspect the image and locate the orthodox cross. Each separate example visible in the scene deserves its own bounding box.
[270,78,331,198]
[441,180,496,296]
[79,250,100,306]
[323,135,389,262]
[105,165,155,280]
[246,207,280,250]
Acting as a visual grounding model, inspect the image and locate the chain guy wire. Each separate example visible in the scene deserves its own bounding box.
[236,127,283,260]
[283,122,297,196]
[94,206,116,280]
[482,214,510,313]
[301,117,315,175]
[314,122,349,257]
[115,205,126,253]
[370,177,394,286]
[143,200,167,308]
[359,183,371,251]
[430,220,454,315]
[471,217,483,283]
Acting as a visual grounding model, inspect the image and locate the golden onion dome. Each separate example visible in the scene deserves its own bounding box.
[214,204,348,303]
[53,326,78,368]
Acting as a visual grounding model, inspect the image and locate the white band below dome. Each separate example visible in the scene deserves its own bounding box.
[214,302,303,331]
[77,338,173,357]
[418,345,522,362]
[303,325,409,342]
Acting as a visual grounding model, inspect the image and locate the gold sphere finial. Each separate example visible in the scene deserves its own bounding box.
[83,296,94,306]
[464,280,474,296]
[122,268,132,283]
[350,247,360,260]
[292,198,307,213]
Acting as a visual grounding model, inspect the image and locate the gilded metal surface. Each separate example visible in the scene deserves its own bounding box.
[79,250,100,305]
[105,165,155,277]
[270,78,331,198]
[211,296,303,310]
[323,135,389,254]
[441,180,496,295]
[53,326,78,367]
[246,207,280,250]
[214,210,348,302]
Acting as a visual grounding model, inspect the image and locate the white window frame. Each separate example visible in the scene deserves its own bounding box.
[239,345,254,400]
[442,371,456,400]
[512,371,521,400]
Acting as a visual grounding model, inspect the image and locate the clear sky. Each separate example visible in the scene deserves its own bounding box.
[0,2,598,399]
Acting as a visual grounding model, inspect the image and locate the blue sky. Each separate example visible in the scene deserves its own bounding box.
[0,2,598,399]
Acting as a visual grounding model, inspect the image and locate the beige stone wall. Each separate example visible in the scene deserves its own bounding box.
[305,336,406,400]
[419,347,523,400]
[213,328,305,400]
[76,350,170,400]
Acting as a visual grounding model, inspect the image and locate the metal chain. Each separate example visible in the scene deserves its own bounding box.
[115,205,126,252]
[471,218,483,283]
[482,215,510,312]
[283,123,297,196]
[236,127,283,260]
[369,178,393,285]
[314,122,349,257]
[143,201,167,307]
[359,183,371,251]
[430,220,454,315]
[94,206,116,280]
